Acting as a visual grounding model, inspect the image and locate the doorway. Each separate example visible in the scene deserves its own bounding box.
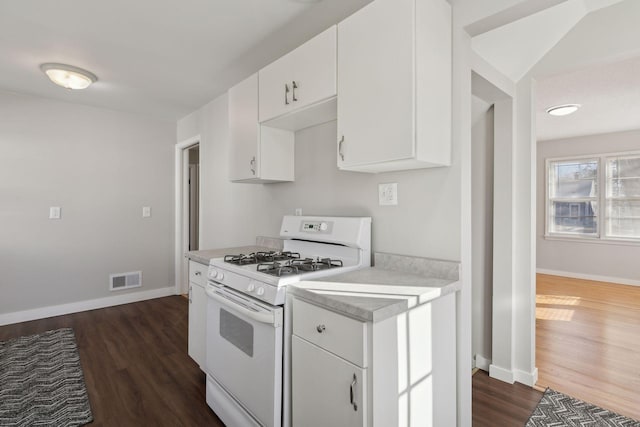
[175,136,201,296]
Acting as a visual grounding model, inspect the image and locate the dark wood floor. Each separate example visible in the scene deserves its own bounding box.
[472,370,542,426]
[0,296,223,427]
[1,296,545,426]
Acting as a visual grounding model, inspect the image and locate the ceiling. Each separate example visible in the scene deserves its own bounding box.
[536,55,640,141]
[0,0,370,121]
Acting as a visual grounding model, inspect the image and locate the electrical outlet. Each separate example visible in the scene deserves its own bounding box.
[49,206,61,219]
[295,208,303,216]
[378,183,398,206]
[142,206,151,218]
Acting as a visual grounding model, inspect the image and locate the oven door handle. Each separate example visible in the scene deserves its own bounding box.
[206,287,281,326]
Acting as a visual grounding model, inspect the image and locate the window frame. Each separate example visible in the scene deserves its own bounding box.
[545,150,640,245]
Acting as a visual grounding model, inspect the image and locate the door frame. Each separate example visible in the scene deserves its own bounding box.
[175,135,201,295]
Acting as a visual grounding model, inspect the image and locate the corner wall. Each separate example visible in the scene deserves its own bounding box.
[0,90,176,315]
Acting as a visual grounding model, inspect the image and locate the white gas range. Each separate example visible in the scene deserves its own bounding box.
[205,215,371,427]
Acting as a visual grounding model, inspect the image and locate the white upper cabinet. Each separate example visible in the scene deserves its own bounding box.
[228,73,294,183]
[259,26,337,129]
[337,0,452,173]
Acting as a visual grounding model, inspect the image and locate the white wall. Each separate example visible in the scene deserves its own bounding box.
[537,129,640,283]
[0,90,175,314]
[471,96,494,367]
[252,121,461,261]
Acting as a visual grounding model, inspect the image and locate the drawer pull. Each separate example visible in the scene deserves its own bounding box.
[194,271,201,276]
[316,324,326,333]
[350,374,358,411]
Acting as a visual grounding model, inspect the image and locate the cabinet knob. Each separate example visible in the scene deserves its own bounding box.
[316,324,326,333]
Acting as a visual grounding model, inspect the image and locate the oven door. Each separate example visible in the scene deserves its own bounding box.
[205,283,283,427]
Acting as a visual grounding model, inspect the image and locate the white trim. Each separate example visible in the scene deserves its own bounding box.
[543,234,640,246]
[175,135,201,296]
[0,287,176,326]
[488,364,514,384]
[474,354,491,372]
[536,268,640,287]
[514,367,538,387]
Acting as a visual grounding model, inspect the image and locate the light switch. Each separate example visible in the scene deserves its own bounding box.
[49,206,61,219]
[142,206,151,218]
[378,183,398,206]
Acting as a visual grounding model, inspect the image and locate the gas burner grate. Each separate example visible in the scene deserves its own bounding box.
[256,257,343,277]
[223,251,301,266]
[224,253,258,265]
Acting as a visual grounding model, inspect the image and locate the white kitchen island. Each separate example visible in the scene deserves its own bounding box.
[285,253,460,427]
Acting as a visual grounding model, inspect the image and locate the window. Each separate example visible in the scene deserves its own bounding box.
[546,152,640,242]
[547,158,598,236]
[606,154,640,239]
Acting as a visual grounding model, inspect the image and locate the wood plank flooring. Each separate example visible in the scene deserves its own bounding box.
[536,274,640,420]
[0,296,223,427]
[472,370,542,426]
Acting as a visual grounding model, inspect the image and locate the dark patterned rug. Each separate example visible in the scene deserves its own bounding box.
[0,328,93,426]
[527,388,640,427]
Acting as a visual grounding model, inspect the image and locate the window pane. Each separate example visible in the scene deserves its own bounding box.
[549,160,598,198]
[607,156,640,197]
[606,200,640,238]
[549,201,598,234]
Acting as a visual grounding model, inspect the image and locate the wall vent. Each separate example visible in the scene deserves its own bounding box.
[109,271,142,291]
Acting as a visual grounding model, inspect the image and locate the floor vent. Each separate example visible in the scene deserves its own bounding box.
[109,271,142,291]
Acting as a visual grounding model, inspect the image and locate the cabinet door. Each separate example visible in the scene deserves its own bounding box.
[292,336,366,427]
[229,73,259,181]
[259,52,293,122]
[337,0,415,167]
[290,26,336,112]
[188,282,207,369]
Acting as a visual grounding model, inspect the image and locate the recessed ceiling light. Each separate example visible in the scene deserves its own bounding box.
[40,63,97,90]
[546,104,581,116]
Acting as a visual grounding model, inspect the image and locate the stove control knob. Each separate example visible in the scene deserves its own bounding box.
[256,287,265,296]
[217,272,224,280]
[320,222,328,231]
[209,269,218,279]
[247,283,255,292]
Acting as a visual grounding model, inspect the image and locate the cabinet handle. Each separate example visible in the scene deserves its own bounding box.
[285,83,290,105]
[292,81,298,102]
[250,156,256,175]
[350,374,358,411]
[316,324,325,333]
[188,285,192,303]
[195,271,201,276]
[338,135,345,161]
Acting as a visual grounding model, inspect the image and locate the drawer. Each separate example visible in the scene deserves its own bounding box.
[292,298,367,367]
[189,260,207,287]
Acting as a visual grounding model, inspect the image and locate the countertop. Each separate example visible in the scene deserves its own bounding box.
[289,253,461,323]
[186,237,283,265]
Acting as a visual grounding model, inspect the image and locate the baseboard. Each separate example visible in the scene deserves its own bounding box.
[0,287,176,326]
[514,367,538,387]
[536,268,640,287]
[474,354,491,372]
[489,364,514,384]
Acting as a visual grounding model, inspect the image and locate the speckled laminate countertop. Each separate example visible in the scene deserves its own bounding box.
[289,253,461,323]
[186,236,283,265]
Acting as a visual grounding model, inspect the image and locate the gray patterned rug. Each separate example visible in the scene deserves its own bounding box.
[0,328,93,426]
[527,388,640,426]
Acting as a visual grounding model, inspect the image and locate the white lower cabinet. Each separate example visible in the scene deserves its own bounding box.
[289,292,457,427]
[188,260,207,369]
[292,336,366,427]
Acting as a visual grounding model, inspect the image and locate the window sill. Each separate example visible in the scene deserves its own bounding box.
[543,234,640,247]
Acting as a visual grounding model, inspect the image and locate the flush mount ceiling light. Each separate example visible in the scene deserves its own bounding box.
[40,63,97,90]
[546,104,581,116]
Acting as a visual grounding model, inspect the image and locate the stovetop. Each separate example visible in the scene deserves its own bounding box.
[222,251,343,278]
